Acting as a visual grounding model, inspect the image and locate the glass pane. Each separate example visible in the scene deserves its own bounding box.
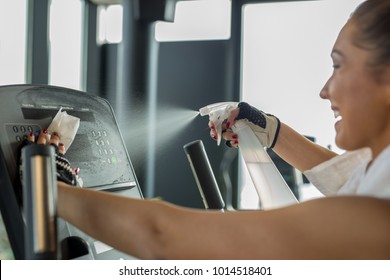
[97,4,123,44]
[155,0,231,42]
[49,0,82,90]
[0,0,27,85]
[0,0,27,259]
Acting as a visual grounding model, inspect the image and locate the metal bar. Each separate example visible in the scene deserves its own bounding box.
[23,145,57,260]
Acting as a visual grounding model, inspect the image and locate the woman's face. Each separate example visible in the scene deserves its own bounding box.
[320,20,390,157]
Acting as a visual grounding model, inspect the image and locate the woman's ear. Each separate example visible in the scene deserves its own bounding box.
[381,67,390,106]
[387,73,390,107]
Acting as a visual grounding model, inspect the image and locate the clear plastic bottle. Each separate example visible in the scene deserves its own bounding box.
[232,120,298,210]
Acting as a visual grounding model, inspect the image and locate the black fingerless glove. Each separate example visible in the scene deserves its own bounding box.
[235,102,281,148]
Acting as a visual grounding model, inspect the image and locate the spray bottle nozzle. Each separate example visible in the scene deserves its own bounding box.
[199,102,234,116]
[199,102,238,145]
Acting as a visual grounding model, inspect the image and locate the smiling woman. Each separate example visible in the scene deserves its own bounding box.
[219,0,390,199]
[239,0,367,206]
[320,1,390,160]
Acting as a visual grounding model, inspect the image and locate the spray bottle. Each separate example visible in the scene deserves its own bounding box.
[199,102,298,210]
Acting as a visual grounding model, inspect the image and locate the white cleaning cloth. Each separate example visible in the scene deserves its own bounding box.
[47,108,80,154]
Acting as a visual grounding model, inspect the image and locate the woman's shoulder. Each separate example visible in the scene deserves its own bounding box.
[357,144,390,197]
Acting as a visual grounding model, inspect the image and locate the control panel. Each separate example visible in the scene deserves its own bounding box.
[0,84,143,259]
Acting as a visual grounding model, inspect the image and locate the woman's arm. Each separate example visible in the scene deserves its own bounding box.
[58,182,390,259]
[272,123,338,172]
[215,104,338,172]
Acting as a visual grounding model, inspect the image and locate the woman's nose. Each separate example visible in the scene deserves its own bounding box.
[320,77,331,99]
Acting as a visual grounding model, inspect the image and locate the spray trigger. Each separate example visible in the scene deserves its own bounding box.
[199,102,238,145]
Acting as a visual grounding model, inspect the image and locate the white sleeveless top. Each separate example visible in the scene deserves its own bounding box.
[304,145,390,199]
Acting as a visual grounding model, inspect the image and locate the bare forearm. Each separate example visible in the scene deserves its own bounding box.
[273,123,338,172]
[57,183,230,259]
[58,182,168,259]
[165,196,390,259]
[57,182,390,259]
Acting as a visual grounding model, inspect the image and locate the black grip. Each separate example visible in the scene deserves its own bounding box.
[183,140,225,210]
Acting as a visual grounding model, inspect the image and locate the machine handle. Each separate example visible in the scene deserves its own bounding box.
[183,140,225,211]
[22,145,57,259]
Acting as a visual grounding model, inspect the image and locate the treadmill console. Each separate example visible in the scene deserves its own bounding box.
[0,84,143,259]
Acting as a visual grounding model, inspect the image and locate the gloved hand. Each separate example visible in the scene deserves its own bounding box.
[219,102,281,148]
